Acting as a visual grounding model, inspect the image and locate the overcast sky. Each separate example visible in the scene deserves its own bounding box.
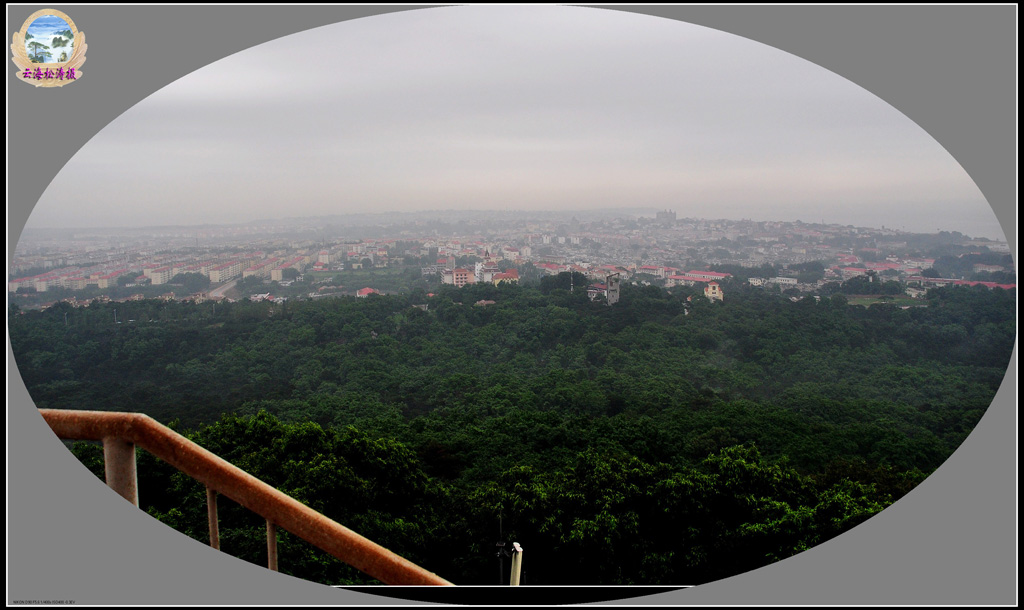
[27,6,1003,239]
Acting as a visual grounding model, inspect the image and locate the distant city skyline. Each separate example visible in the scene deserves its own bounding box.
[25,6,1003,240]
[20,206,1005,244]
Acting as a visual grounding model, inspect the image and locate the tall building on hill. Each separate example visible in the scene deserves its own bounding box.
[606,273,621,306]
[442,268,475,287]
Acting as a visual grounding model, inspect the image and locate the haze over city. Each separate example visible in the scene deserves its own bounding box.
[25,5,1002,240]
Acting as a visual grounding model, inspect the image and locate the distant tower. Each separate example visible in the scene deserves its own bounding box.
[606,273,621,306]
[704,281,724,302]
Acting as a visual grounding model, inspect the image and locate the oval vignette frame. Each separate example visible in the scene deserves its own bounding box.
[6,5,1016,607]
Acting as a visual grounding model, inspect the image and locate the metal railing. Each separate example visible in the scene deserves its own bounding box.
[40,409,453,586]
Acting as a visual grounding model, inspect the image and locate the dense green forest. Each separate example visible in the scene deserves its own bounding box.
[9,279,1015,585]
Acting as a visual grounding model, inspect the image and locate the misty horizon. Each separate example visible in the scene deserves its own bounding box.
[18,206,1006,243]
[22,6,1004,241]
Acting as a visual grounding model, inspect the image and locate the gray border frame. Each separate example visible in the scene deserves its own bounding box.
[7,5,1016,606]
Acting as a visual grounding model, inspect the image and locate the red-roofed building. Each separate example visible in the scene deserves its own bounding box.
[905,258,936,269]
[441,268,474,287]
[96,269,129,289]
[243,257,280,278]
[209,261,242,283]
[535,263,565,275]
[271,257,306,281]
[840,267,869,280]
[973,264,1005,273]
[493,269,520,285]
[146,266,174,285]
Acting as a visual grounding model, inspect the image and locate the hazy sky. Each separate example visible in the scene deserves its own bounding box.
[27,6,1003,239]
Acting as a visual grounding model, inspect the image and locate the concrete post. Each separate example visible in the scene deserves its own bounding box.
[102,436,138,506]
[510,542,523,586]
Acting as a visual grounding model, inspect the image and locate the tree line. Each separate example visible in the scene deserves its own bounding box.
[10,278,1015,585]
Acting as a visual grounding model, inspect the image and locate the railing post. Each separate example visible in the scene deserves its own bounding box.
[207,487,220,550]
[102,436,138,506]
[267,520,279,571]
[510,542,523,586]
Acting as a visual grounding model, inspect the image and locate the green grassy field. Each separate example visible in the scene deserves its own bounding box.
[304,270,340,282]
[846,295,922,307]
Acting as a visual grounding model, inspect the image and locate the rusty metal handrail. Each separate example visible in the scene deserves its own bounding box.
[40,409,453,586]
